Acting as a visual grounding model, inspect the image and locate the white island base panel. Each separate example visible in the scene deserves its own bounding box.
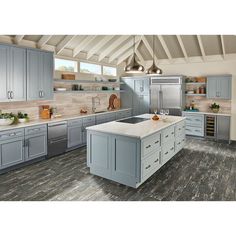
[87,115,186,188]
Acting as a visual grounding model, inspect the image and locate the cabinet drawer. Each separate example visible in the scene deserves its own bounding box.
[162,126,175,144]
[175,121,186,137]
[142,132,161,158]
[83,116,96,126]
[68,118,83,127]
[142,150,161,179]
[185,114,204,127]
[185,125,204,137]
[162,140,175,164]
[25,124,47,135]
[0,128,24,141]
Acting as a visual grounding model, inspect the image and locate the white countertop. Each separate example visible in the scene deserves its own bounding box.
[182,111,231,116]
[0,108,131,132]
[87,114,185,139]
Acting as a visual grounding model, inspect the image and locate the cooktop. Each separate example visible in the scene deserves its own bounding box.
[116,117,149,124]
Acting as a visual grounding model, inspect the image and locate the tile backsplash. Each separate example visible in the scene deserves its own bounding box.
[0,92,120,120]
[186,96,231,113]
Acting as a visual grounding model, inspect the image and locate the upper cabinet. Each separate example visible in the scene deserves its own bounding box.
[207,75,232,100]
[134,78,150,95]
[0,45,26,102]
[0,43,54,103]
[27,49,53,101]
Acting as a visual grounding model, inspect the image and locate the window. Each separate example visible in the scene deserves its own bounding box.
[80,62,101,75]
[55,58,78,72]
[103,66,117,76]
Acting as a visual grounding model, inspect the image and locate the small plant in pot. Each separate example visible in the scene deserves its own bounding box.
[210,103,220,113]
[0,111,16,126]
[17,112,29,123]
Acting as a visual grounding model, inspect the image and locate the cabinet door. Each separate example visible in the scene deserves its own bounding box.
[132,93,141,116]
[27,49,41,100]
[207,77,217,99]
[25,133,47,160]
[10,47,26,101]
[41,52,53,100]
[217,76,231,99]
[139,95,150,114]
[134,79,149,95]
[120,79,134,109]
[217,116,230,140]
[0,45,10,101]
[67,126,83,148]
[0,138,24,169]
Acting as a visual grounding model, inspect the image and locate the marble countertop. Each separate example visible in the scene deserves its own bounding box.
[182,111,231,116]
[0,108,131,132]
[87,114,186,139]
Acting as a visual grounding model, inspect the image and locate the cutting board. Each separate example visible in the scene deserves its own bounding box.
[113,98,121,109]
[107,94,117,110]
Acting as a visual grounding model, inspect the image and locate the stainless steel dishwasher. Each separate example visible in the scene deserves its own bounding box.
[47,121,67,158]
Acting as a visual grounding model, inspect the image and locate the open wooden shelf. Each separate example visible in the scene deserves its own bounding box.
[54,90,125,94]
[54,79,124,84]
[185,94,206,96]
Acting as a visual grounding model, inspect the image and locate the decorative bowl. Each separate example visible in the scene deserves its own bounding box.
[211,108,219,113]
[108,79,117,82]
[0,118,14,126]
[18,118,28,123]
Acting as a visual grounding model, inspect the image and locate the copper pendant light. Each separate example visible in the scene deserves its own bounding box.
[146,35,162,75]
[124,35,145,73]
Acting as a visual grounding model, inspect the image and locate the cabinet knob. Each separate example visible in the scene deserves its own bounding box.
[170,147,174,151]
[7,91,11,99]
[165,135,169,138]
[10,91,14,99]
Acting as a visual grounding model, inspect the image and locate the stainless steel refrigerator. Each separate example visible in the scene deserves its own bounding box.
[150,76,185,116]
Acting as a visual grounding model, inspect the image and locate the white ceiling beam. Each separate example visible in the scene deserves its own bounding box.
[14,35,24,44]
[109,36,142,63]
[176,35,189,62]
[117,39,142,65]
[98,35,130,62]
[142,36,158,63]
[157,35,173,61]
[135,49,145,64]
[56,35,76,55]
[196,35,206,61]
[37,35,52,49]
[220,35,226,59]
[73,36,97,57]
[87,35,115,60]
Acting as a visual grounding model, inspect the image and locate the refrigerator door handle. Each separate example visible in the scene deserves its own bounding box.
[159,90,163,109]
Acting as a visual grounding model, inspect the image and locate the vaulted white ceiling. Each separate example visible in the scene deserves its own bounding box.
[1,35,236,66]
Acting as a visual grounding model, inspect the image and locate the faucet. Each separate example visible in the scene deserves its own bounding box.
[92,96,101,113]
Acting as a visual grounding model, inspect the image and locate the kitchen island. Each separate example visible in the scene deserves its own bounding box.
[87,114,186,188]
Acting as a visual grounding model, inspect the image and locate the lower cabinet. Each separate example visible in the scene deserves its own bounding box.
[67,126,83,149]
[25,133,47,161]
[0,137,25,169]
[217,116,230,141]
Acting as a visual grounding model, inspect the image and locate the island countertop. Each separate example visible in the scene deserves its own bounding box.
[87,114,186,139]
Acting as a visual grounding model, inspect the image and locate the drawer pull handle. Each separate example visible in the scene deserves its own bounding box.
[178,142,181,145]
[155,140,159,144]
[195,119,200,121]
[182,139,185,142]
[154,158,159,163]
[178,128,181,130]
[186,129,191,131]
[170,147,174,150]
[146,145,151,149]
[171,132,174,135]
[165,135,169,138]
[145,165,151,169]
[186,118,191,121]
[9,133,16,136]
[165,151,168,155]
[195,130,200,132]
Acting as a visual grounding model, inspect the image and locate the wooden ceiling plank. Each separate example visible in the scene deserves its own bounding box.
[87,35,115,59]
[220,35,226,59]
[98,35,130,62]
[176,35,189,62]
[73,35,97,57]
[109,36,141,63]
[196,35,206,61]
[56,35,76,55]
[37,35,52,49]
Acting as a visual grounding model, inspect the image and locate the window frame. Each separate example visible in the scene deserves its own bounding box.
[54,58,78,73]
[79,62,102,75]
[102,65,117,76]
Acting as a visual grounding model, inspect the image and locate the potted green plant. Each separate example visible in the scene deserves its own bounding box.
[17,112,29,123]
[210,103,220,113]
[0,111,16,126]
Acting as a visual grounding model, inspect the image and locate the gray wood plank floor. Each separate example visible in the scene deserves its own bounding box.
[0,138,236,201]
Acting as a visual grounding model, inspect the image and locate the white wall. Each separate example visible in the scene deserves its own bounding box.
[119,59,236,140]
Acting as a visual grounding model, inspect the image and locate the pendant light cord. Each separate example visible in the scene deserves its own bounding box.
[133,35,135,62]
[153,35,155,64]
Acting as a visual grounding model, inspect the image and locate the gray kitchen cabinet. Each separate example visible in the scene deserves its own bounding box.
[0,45,8,101]
[68,126,83,148]
[27,49,53,101]
[25,132,47,161]
[0,136,25,169]
[0,44,26,102]
[217,116,230,141]
[121,77,150,116]
[82,116,96,144]
[207,75,232,99]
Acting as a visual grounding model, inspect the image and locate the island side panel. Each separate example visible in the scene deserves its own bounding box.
[87,130,112,179]
[111,135,141,188]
